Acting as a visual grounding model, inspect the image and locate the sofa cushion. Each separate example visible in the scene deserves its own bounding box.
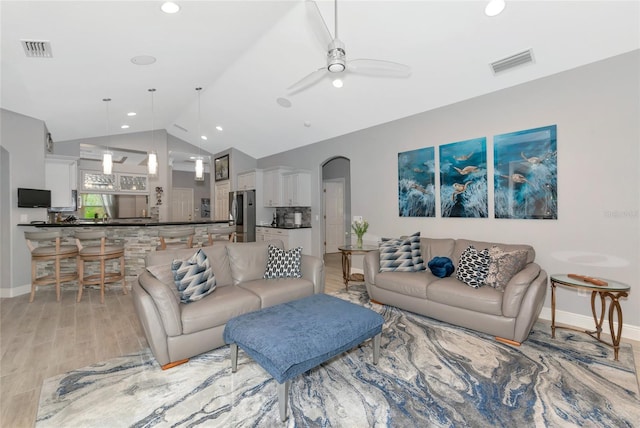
[486,246,529,291]
[171,249,216,303]
[426,277,503,316]
[238,278,314,307]
[375,271,435,298]
[422,238,456,263]
[263,245,302,279]
[379,238,414,272]
[227,240,284,285]
[455,246,490,288]
[181,284,261,335]
[452,239,535,265]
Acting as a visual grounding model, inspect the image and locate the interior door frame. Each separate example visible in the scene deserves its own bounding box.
[323,178,346,254]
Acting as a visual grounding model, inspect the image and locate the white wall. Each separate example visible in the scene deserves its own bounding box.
[259,51,640,333]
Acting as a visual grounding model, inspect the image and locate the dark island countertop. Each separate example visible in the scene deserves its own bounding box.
[18,220,231,228]
[256,225,312,229]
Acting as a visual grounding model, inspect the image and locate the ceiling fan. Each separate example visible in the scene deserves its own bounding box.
[287,0,411,93]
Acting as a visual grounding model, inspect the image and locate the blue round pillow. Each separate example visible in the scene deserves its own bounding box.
[428,256,454,278]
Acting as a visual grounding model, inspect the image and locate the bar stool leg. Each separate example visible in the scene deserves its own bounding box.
[100,258,106,304]
[30,260,37,303]
[77,257,84,303]
[120,255,127,295]
[55,256,62,302]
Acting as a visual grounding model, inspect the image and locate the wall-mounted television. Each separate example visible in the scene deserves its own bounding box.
[17,188,51,208]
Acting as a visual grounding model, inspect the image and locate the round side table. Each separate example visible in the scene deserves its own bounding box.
[338,245,378,290]
[550,274,630,360]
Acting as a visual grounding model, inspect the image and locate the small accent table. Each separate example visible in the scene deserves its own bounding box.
[338,244,378,290]
[550,274,630,360]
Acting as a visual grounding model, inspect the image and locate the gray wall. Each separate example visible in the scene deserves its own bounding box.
[258,51,640,330]
[0,109,47,292]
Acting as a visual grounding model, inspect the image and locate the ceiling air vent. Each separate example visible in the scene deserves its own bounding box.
[490,49,534,74]
[173,124,188,132]
[21,40,53,58]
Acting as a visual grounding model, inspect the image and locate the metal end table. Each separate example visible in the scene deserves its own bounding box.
[338,244,378,290]
[550,274,630,360]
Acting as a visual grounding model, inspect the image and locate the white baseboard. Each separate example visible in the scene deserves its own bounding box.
[537,308,640,342]
[0,283,31,298]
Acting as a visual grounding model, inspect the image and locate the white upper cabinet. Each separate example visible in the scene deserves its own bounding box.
[237,170,257,190]
[262,168,287,207]
[45,156,77,208]
[282,170,311,207]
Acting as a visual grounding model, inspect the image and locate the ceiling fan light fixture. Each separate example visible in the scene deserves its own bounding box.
[332,78,343,88]
[485,0,506,17]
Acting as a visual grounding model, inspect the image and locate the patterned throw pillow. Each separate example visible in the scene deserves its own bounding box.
[264,244,302,279]
[380,232,424,272]
[171,249,216,303]
[379,237,414,272]
[486,246,529,291]
[455,245,490,288]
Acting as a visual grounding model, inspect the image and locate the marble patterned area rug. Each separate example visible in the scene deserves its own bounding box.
[37,285,640,427]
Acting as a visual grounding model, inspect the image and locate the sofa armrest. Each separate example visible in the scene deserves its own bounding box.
[137,271,183,337]
[502,263,542,317]
[132,281,171,366]
[363,251,380,285]
[301,255,325,294]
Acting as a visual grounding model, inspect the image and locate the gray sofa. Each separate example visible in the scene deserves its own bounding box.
[363,238,547,344]
[133,240,324,368]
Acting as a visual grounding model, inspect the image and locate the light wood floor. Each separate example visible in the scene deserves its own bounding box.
[1,253,638,427]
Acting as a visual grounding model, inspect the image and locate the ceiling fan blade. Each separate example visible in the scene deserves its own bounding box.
[287,67,328,94]
[306,0,333,51]
[347,59,412,77]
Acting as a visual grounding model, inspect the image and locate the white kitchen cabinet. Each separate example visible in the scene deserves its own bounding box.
[282,170,311,207]
[255,226,312,255]
[237,170,257,191]
[262,168,290,207]
[45,156,77,208]
[80,170,147,194]
[214,181,231,221]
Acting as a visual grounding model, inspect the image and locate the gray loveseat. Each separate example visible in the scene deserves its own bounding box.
[363,238,547,344]
[133,240,324,369]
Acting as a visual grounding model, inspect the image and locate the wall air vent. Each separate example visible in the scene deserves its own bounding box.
[21,40,53,58]
[490,49,534,74]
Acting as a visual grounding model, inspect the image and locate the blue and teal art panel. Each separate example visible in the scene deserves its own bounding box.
[398,147,435,217]
[439,137,488,218]
[494,125,557,219]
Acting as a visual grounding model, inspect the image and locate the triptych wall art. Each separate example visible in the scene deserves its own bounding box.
[398,125,557,219]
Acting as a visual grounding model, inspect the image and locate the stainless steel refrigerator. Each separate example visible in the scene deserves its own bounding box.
[229,190,256,242]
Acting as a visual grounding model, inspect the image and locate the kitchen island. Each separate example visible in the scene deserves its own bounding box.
[18,220,230,285]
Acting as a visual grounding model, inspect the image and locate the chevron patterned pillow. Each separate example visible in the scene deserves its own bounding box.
[263,244,302,279]
[171,249,216,303]
[379,237,414,272]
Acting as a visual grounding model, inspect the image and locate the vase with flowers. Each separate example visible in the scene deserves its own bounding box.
[351,218,369,248]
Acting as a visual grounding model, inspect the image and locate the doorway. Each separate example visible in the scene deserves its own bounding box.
[321,157,351,255]
[171,188,194,221]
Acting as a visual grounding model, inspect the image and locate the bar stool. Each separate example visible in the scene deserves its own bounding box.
[75,231,126,304]
[156,227,195,250]
[206,225,236,246]
[24,230,78,302]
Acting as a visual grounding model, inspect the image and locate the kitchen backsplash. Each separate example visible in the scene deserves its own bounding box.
[275,207,312,227]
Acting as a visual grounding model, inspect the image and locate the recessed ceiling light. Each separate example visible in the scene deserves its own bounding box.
[332,79,343,88]
[121,125,130,129]
[215,126,223,131]
[276,97,292,108]
[201,135,207,140]
[131,55,156,65]
[304,121,311,128]
[127,112,137,116]
[485,0,506,17]
[161,2,180,14]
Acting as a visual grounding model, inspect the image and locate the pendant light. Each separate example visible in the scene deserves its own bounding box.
[194,87,204,181]
[102,98,113,175]
[147,88,158,177]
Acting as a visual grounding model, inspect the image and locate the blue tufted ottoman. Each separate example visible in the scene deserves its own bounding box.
[223,293,384,422]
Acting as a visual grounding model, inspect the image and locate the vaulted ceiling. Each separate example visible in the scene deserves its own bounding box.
[2,1,638,159]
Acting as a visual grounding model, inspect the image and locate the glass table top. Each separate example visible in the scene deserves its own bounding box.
[551,274,630,291]
[338,245,378,252]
